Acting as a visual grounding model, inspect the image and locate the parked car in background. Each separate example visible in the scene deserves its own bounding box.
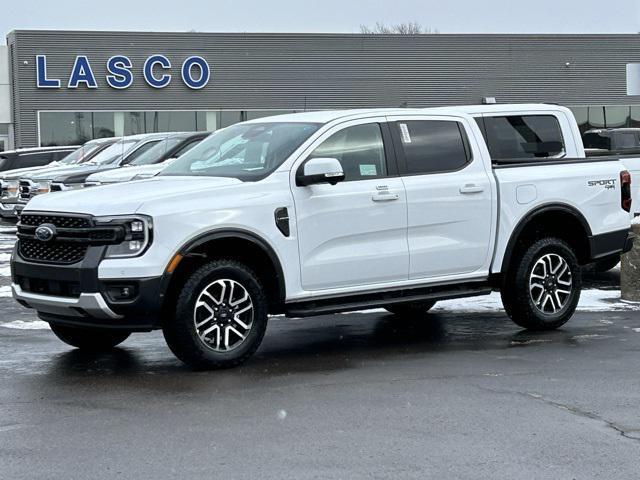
[85,132,209,186]
[15,133,172,211]
[583,128,640,156]
[0,138,117,221]
[0,146,79,173]
[11,106,632,368]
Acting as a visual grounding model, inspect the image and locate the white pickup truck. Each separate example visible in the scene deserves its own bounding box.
[11,105,633,369]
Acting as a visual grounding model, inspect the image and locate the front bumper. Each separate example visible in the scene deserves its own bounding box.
[11,247,164,331]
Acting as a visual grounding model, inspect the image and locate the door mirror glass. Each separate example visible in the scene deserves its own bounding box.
[297,157,345,186]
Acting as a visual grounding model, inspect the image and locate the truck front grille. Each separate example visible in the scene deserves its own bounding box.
[16,213,124,265]
[20,214,92,229]
[19,239,88,265]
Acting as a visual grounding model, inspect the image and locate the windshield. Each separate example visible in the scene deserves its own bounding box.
[86,139,138,165]
[160,122,321,181]
[130,137,184,166]
[59,143,103,165]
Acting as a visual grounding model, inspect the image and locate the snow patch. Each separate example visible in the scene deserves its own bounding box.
[0,266,10,277]
[633,328,640,333]
[0,253,10,262]
[0,286,11,297]
[1,320,50,330]
[430,290,640,314]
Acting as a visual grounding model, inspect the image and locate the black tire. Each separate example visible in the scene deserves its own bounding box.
[385,300,437,316]
[594,256,620,273]
[163,259,269,370]
[50,324,130,352]
[501,237,581,331]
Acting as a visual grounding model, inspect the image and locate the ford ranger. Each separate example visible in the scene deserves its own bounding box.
[10,106,633,369]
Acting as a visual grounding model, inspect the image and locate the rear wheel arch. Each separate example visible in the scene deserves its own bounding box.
[500,204,593,274]
[159,229,286,322]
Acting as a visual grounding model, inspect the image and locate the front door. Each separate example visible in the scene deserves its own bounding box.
[292,119,409,291]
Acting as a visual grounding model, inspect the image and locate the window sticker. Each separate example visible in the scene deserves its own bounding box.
[359,164,378,176]
[399,123,412,143]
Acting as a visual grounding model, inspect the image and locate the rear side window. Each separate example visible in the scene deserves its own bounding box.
[394,121,470,175]
[173,138,205,158]
[17,151,55,168]
[583,132,611,150]
[123,140,162,165]
[482,115,565,160]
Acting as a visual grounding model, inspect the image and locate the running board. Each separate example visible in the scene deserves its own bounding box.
[284,281,492,317]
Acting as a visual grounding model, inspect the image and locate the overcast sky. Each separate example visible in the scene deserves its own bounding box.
[4,0,640,36]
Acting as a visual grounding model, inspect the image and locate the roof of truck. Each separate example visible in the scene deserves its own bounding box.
[244,104,571,125]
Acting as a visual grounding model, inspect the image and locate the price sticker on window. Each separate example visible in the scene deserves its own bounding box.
[399,123,412,144]
[359,164,378,176]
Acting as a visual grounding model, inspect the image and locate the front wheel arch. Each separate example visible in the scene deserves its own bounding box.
[159,229,287,325]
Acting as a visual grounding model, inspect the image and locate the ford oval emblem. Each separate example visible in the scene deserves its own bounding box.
[35,224,56,242]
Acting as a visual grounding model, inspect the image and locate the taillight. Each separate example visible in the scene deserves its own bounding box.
[621,170,632,213]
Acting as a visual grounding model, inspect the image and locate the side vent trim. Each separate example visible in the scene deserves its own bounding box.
[274,207,290,237]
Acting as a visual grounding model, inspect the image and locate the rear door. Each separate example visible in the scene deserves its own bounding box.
[387,115,493,279]
[291,118,409,291]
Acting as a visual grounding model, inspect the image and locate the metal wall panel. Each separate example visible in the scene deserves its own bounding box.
[7,30,640,147]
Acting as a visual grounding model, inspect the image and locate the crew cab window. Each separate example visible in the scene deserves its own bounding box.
[394,121,470,175]
[308,124,387,181]
[481,115,565,160]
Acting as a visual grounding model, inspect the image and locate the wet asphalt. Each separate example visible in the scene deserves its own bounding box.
[1,227,639,479]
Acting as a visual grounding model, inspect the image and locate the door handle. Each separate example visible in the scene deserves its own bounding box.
[372,193,400,202]
[459,184,484,194]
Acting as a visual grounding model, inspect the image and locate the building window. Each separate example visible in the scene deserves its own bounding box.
[604,106,630,128]
[39,112,92,146]
[39,110,304,146]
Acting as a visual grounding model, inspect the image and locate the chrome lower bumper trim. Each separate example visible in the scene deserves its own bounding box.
[11,283,123,320]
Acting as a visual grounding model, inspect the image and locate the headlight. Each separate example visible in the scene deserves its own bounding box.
[1,180,18,200]
[32,181,51,195]
[95,215,153,259]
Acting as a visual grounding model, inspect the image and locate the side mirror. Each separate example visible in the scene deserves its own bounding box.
[296,157,345,187]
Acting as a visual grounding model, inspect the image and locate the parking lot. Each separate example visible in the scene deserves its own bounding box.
[1,225,639,479]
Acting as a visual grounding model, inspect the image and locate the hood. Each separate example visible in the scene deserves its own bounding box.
[26,176,243,216]
[0,163,62,180]
[28,164,112,183]
[87,163,166,184]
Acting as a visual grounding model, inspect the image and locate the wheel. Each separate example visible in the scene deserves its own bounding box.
[385,300,437,316]
[594,256,620,273]
[501,237,581,331]
[163,259,269,370]
[50,324,130,351]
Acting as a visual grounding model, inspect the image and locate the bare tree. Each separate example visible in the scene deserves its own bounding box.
[360,22,438,34]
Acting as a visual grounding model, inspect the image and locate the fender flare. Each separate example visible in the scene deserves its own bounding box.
[500,203,592,273]
[162,228,286,305]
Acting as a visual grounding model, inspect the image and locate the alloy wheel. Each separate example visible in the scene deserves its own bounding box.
[529,253,573,315]
[193,279,254,352]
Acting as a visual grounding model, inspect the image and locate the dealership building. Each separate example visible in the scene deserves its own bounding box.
[0,29,639,149]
